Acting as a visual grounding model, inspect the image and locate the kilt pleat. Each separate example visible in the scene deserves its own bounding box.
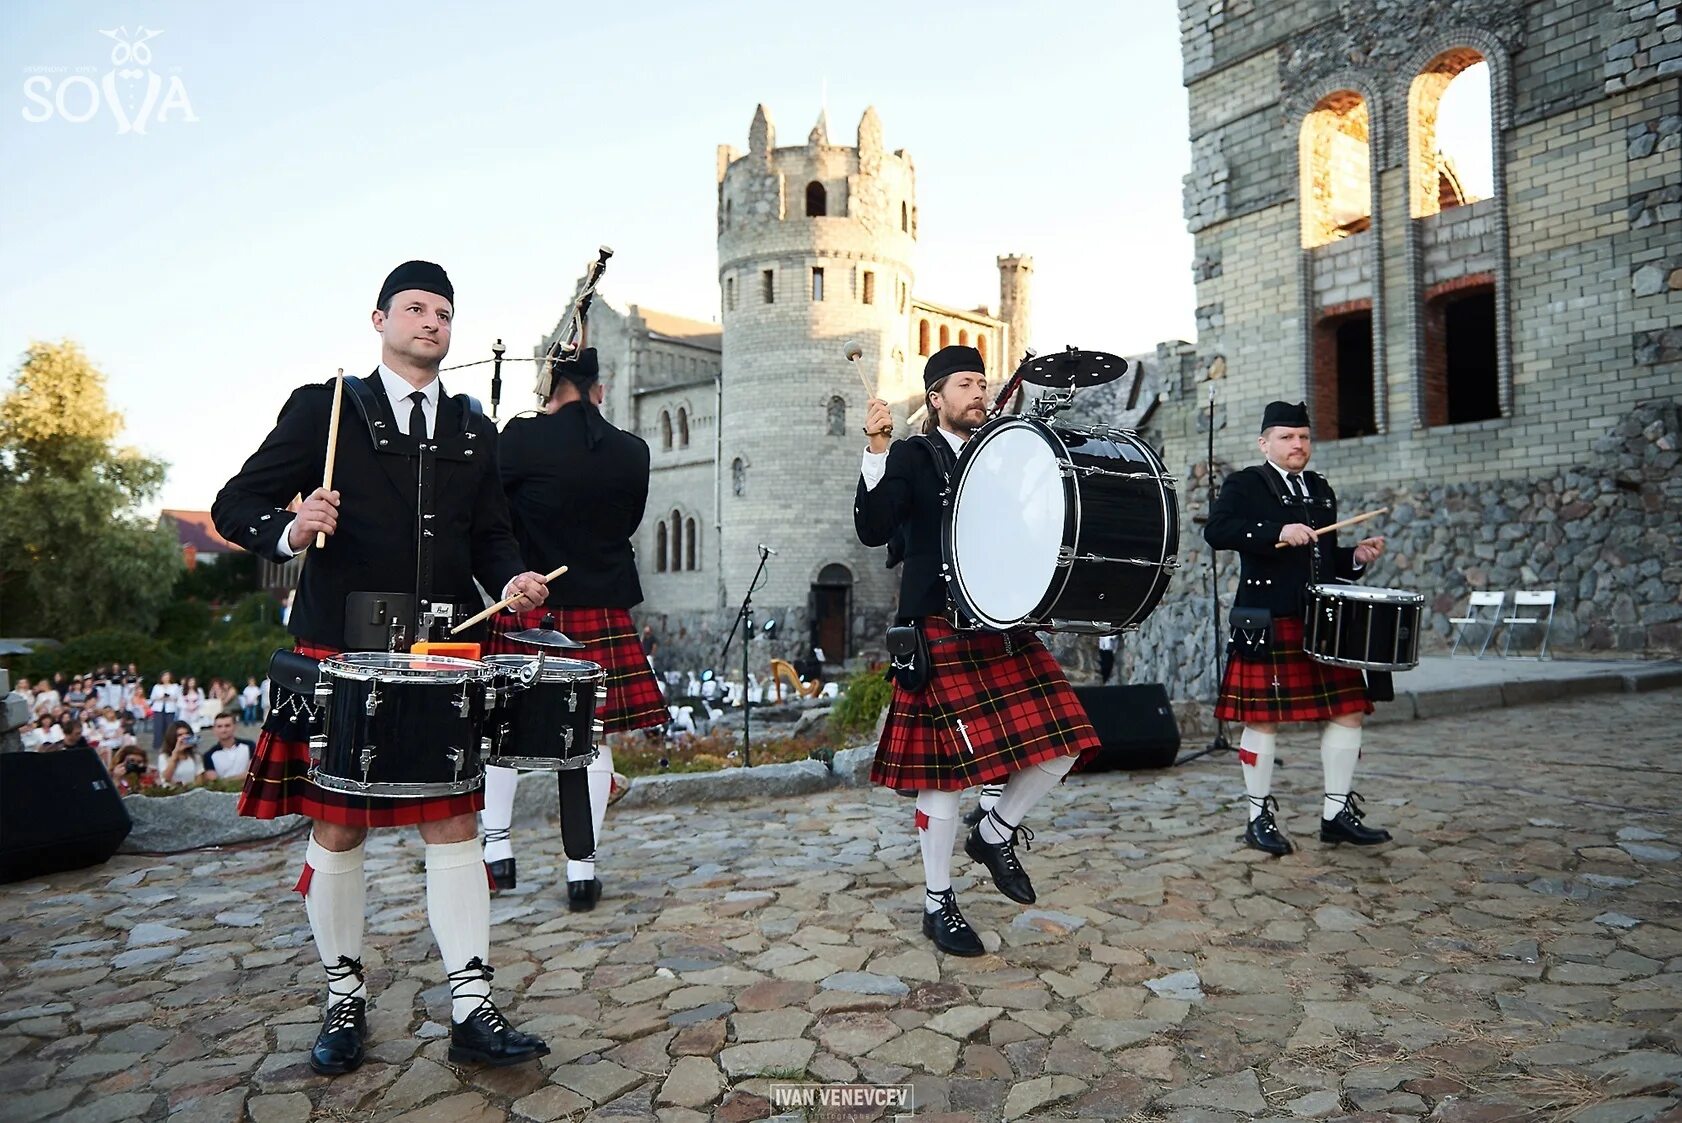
[1215,615,1373,724]
[491,607,667,734]
[871,617,1098,793]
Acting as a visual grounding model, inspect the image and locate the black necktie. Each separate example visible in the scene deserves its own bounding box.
[1287,472,1305,499]
[407,390,427,441]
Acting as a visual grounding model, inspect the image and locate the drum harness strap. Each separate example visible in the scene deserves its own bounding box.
[1246,466,1333,703]
[915,434,1019,655]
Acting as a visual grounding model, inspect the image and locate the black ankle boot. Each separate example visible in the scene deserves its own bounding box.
[1243,796,1294,856]
[1320,791,1392,845]
[921,889,985,957]
[446,957,550,1068]
[567,877,602,912]
[965,809,1037,904]
[309,957,367,1076]
[485,858,516,892]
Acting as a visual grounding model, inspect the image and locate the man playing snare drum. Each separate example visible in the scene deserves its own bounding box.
[1204,400,1388,856]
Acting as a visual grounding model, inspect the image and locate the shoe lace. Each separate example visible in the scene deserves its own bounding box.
[1326,791,1367,820]
[930,890,970,934]
[447,956,509,1031]
[323,954,364,1002]
[482,827,510,846]
[985,809,1034,872]
[1247,794,1280,821]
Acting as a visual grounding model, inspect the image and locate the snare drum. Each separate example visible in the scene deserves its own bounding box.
[1303,585,1424,671]
[942,416,1179,632]
[484,655,605,771]
[309,652,497,798]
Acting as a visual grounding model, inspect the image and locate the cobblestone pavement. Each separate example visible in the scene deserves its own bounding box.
[4,689,1681,1123]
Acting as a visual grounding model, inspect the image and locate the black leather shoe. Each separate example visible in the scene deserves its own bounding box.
[1321,791,1392,845]
[309,995,367,1076]
[961,805,988,828]
[448,1000,551,1068]
[965,810,1037,904]
[1243,797,1295,856]
[921,889,986,957]
[567,878,602,912]
[962,786,1005,828]
[485,857,516,892]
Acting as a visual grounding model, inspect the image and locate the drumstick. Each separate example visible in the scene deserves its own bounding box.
[450,565,569,634]
[846,340,892,438]
[1274,506,1388,548]
[315,368,346,549]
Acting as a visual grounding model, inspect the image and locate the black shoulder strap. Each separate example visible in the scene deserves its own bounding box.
[1245,464,1291,506]
[911,433,958,483]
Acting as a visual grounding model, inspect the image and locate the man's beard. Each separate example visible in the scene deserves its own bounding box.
[943,403,986,435]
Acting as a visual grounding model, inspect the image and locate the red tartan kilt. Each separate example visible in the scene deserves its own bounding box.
[1215,615,1373,725]
[237,641,484,827]
[872,617,1099,793]
[490,607,666,734]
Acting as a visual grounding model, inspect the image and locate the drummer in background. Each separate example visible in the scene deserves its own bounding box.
[855,345,1100,957]
[1203,400,1388,856]
[213,261,553,1076]
[478,346,664,910]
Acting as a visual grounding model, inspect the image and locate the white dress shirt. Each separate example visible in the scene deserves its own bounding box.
[860,426,965,491]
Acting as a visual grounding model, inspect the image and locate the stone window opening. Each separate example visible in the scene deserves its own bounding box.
[1409,51,1493,219]
[731,457,746,497]
[1311,304,1377,440]
[762,269,775,304]
[900,201,909,232]
[1299,90,1372,248]
[806,181,827,217]
[812,267,825,302]
[938,324,950,349]
[724,198,732,229]
[826,396,846,436]
[1423,278,1500,426]
[898,280,906,313]
[958,329,969,347]
[655,522,668,572]
[918,319,930,356]
[659,410,672,451]
[677,407,689,448]
[977,336,988,367]
[725,276,736,311]
[862,271,875,305]
[684,518,697,571]
[669,511,683,573]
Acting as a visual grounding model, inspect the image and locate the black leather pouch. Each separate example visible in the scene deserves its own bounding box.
[1228,607,1272,656]
[268,649,321,696]
[885,625,930,693]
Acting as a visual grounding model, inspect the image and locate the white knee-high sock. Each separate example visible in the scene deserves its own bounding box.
[1320,722,1362,819]
[302,836,366,1008]
[916,788,961,911]
[976,783,1004,814]
[983,754,1076,842]
[425,838,492,1022]
[1239,727,1278,820]
[567,744,614,883]
[480,765,518,863]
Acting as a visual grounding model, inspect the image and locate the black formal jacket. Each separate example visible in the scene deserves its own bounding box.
[1203,464,1361,617]
[854,435,957,620]
[499,402,651,609]
[212,372,526,648]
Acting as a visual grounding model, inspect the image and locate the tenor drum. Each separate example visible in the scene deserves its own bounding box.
[941,416,1179,632]
[1303,585,1424,671]
[483,655,606,771]
[309,652,497,797]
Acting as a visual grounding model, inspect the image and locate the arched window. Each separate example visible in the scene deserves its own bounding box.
[806,181,827,217]
[1409,51,1493,218]
[724,198,732,229]
[659,410,672,451]
[901,201,909,232]
[917,319,930,356]
[938,324,950,349]
[1298,90,1372,248]
[655,522,668,572]
[731,457,745,497]
[677,407,689,448]
[977,336,988,366]
[958,329,969,347]
[669,511,682,572]
[684,518,697,570]
[826,396,846,436]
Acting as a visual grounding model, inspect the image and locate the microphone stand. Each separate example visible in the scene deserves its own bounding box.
[1177,382,1234,766]
[719,546,772,768]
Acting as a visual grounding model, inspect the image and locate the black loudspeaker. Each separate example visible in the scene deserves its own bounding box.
[1073,684,1181,772]
[1,748,133,883]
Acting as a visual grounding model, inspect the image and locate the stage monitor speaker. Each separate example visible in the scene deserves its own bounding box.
[1,747,132,883]
[1073,684,1180,772]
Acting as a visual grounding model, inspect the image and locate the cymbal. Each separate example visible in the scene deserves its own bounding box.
[505,627,586,651]
[1017,347,1128,388]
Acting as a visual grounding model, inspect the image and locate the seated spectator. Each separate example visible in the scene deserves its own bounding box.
[240,677,262,724]
[18,719,46,751]
[65,677,88,708]
[32,682,61,718]
[95,707,123,749]
[203,711,254,781]
[111,744,154,795]
[57,719,108,767]
[158,720,205,786]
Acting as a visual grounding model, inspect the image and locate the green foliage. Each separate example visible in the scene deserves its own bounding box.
[174,552,260,605]
[828,665,894,738]
[0,340,183,637]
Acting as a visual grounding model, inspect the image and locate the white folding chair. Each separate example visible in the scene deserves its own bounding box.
[1502,590,1556,659]
[1449,590,1506,657]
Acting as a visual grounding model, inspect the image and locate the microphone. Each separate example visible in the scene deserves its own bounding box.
[758,544,778,556]
[843,340,863,362]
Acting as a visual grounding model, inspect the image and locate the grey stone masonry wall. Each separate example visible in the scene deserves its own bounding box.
[1310,229,1375,306]
[1419,198,1499,288]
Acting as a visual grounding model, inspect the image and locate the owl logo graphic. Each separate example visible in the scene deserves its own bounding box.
[98,26,165,134]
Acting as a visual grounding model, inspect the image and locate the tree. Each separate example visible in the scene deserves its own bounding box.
[0,340,183,637]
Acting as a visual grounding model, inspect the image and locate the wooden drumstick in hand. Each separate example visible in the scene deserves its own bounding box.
[315,369,345,549]
[450,565,569,634]
[1274,506,1388,548]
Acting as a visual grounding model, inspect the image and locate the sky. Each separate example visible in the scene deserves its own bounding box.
[2,2,1193,511]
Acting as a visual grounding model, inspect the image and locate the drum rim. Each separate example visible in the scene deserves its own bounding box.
[486,749,601,771]
[307,767,485,798]
[319,651,497,684]
[942,415,1077,631]
[1307,583,1425,605]
[483,654,606,683]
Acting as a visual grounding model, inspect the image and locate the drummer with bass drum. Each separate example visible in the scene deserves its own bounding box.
[1203,400,1389,857]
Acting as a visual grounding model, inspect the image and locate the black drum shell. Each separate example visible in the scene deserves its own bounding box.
[312,669,489,796]
[484,656,606,770]
[1302,586,1424,671]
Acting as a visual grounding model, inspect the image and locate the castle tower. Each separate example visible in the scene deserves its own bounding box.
[716,104,917,659]
[997,254,1033,370]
